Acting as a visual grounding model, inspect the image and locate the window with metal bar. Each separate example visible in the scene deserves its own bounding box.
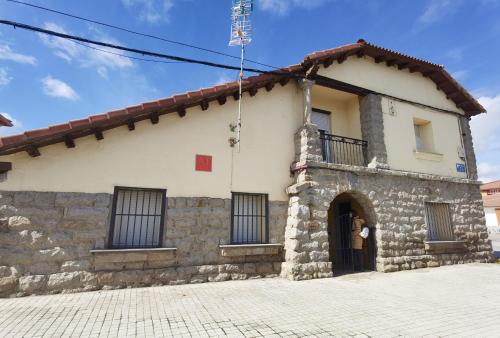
[109,187,166,249]
[424,202,454,241]
[231,192,269,244]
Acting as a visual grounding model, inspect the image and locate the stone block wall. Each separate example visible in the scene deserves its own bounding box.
[0,191,288,297]
[359,94,389,168]
[459,116,478,180]
[282,163,494,280]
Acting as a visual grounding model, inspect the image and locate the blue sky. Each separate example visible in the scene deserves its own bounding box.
[0,0,499,181]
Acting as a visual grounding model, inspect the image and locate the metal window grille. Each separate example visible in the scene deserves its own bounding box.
[109,187,166,249]
[231,192,269,244]
[425,202,454,241]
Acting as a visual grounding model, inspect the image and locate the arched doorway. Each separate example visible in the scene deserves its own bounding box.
[327,192,376,274]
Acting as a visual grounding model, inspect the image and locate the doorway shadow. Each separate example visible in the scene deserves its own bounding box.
[328,192,376,275]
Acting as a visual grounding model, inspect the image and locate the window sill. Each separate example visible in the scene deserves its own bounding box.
[90,248,177,271]
[424,241,466,254]
[218,244,283,257]
[413,150,443,162]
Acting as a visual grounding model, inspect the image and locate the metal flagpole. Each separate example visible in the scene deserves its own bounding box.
[229,0,253,153]
[237,43,245,153]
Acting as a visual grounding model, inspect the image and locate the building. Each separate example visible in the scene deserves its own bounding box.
[0,40,494,297]
[481,181,500,226]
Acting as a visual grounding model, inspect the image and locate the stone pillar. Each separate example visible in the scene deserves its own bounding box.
[281,184,333,281]
[359,94,389,169]
[459,116,478,181]
[282,80,333,280]
[299,79,315,124]
[294,79,322,164]
[294,123,323,164]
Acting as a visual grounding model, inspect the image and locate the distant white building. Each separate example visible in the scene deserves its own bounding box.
[482,181,500,227]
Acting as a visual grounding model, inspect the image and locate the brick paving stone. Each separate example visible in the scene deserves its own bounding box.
[0,264,499,337]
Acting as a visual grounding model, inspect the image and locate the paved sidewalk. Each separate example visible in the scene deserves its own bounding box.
[0,263,499,337]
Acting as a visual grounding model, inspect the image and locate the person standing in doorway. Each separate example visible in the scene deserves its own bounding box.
[351,212,366,272]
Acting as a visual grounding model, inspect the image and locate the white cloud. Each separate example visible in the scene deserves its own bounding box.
[0,68,12,87]
[418,0,460,25]
[258,0,331,15]
[477,163,500,183]
[39,22,133,76]
[471,94,500,182]
[451,70,468,81]
[473,95,500,153]
[97,66,109,79]
[446,48,464,62]
[39,22,80,62]
[0,113,23,136]
[41,76,80,100]
[0,45,37,65]
[213,73,235,86]
[121,0,174,24]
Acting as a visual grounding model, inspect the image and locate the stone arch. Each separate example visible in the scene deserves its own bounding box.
[330,190,377,226]
[327,190,378,273]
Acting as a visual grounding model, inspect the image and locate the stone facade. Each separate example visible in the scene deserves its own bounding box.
[0,191,287,297]
[359,94,389,168]
[0,91,492,296]
[281,122,494,280]
[459,116,479,181]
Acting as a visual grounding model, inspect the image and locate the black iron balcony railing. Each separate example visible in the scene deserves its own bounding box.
[319,132,368,166]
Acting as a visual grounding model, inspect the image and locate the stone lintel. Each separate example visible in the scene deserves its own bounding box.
[219,244,283,257]
[91,248,177,271]
[90,248,177,254]
[290,160,481,186]
[424,241,466,254]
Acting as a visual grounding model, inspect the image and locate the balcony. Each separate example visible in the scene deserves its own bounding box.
[319,131,368,167]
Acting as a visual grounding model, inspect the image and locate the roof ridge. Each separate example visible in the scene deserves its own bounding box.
[0,40,485,156]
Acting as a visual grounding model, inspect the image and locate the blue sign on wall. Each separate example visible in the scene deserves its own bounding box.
[456,163,466,173]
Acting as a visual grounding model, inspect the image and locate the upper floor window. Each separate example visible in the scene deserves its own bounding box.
[231,192,269,244]
[312,108,332,134]
[424,202,454,241]
[413,118,434,153]
[109,186,166,249]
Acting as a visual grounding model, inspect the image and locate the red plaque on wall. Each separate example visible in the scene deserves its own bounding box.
[195,154,212,172]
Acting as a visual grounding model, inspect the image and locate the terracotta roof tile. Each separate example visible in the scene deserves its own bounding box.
[481,180,500,191]
[126,105,144,115]
[69,119,90,129]
[302,39,484,115]
[157,98,175,106]
[48,124,72,133]
[0,40,485,156]
[107,109,128,119]
[88,114,108,124]
[24,128,51,139]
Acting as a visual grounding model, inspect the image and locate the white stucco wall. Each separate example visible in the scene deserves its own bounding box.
[382,98,466,178]
[311,87,362,140]
[317,56,464,113]
[0,85,303,200]
[485,208,499,227]
[0,55,477,197]
[317,56,467,178]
